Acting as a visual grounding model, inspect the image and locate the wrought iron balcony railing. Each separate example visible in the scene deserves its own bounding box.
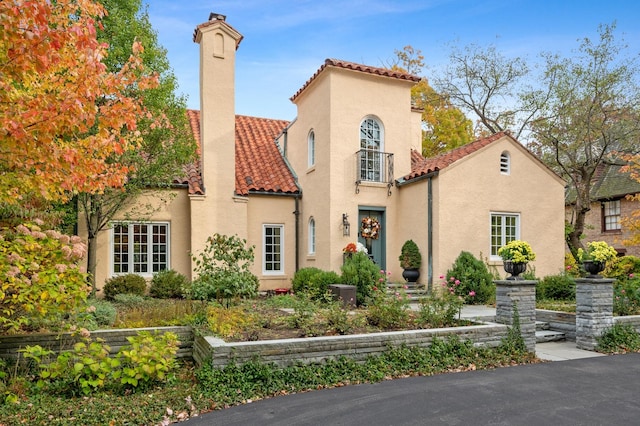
[355,149,394,195]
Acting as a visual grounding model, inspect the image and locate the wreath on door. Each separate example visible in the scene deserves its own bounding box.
[360,216,380,240]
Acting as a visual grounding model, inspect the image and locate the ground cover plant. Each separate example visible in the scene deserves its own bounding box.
[0,334,540,425]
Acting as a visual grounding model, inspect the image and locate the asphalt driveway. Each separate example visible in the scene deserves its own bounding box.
[185,353,640,425]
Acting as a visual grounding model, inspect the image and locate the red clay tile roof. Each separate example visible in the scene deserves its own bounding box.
[173,109,204,195]
[290,58,421,102]
[181,110,298,196]
[411,149,425,169]
[235,114,298,196]
[405,132,508,181]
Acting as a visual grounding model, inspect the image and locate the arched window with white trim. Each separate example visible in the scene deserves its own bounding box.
[308,130,315,167]
[308,217,316,255]
[359,117,384,182]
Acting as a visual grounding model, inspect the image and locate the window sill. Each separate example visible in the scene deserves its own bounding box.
[306,166,316,174]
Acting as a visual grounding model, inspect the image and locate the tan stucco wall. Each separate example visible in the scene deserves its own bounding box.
[434,137,566,280]
[285,66,420,279]
[245,195,297,290]
[78,189,192,294]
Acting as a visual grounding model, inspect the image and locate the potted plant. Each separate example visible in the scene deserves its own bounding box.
[497,240,536,280]
[577,241,618,278]
[399,240,421,283]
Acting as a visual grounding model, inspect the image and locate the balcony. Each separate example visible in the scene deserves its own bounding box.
[355,149,394,195]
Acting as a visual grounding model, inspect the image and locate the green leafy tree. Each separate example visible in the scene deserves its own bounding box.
[432,24,640,258]
[189,234,259,306]
[389,46,474,157]
[78,0,197,292]
[530,23,640,258]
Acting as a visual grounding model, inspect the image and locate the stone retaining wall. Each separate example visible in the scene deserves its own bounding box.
[536,309,576,340]
[0,326,193,361]
[614,315,640,332]
[193,323,509,368]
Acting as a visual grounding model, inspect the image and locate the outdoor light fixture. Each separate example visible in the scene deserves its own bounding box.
[342,213,350,236]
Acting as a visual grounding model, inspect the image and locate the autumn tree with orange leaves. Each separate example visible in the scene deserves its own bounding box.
[0,0,159,205]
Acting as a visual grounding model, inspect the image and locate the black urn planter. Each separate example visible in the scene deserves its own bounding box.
[402,268,420,283]
[582,260,605,278]
[503,261,527,280]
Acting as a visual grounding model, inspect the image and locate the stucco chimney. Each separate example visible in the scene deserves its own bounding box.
[192,15,245,234]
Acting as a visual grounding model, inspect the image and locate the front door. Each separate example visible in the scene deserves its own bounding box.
[358,208,385,271]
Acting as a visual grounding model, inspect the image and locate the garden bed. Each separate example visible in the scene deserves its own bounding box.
[194,321,509,368]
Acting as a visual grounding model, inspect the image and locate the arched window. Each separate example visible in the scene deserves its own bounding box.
[308,217,316,255]
[359,117,384,181]
[308,130,315,167]
[500,151,510,175]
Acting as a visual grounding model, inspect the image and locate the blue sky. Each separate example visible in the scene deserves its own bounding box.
[146,0,640,121]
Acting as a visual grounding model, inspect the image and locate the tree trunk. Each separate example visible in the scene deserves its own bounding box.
[87,233,98,297]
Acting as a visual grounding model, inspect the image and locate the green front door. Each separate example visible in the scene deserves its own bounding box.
[358,209,385,271]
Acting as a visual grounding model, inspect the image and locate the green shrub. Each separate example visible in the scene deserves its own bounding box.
[340,252,381,305]
[21,331,179,396]
[399,239,421,269]
[605,255,640,279]
[536,273,575,300]
[445,251,495,304]
[112,293,146,307]
[189,234,259,306]
[116,331,179,389]
[79,298,117,329]
[103,274,147,300]
[0,222,90,333]
[291,267,341,301]
[417,291,462,328]
[149,269,188,299]
[366,286,410,329]
[597,323,640,353]
[613,276,640,316]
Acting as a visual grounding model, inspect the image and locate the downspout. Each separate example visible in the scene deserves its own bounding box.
[294,195,300,271]
[427,176,433,293]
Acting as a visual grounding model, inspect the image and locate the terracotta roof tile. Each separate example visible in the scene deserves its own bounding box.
[182,110,298,196]
[235,115,298,196]
[290,58,421,102]
[406,132,507,180]
[173,109,204,195]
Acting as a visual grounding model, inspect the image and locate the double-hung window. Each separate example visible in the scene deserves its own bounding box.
[490,213,519,258]
[602,200,621,232]
[263,224,284,274]
[112,222,169,275]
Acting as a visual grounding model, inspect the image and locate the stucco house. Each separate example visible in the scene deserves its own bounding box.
[569,163,640,257]
[82,13,566,293]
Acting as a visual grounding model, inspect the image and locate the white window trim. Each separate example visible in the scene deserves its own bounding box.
[308,217,316,255]
[263,224,285,275]
[308,130,315,168]
[109,221,170,277]
[489,212,520,260]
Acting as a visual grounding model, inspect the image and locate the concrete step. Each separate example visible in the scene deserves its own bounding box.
[536,321,550,331]
[536,330,566,343]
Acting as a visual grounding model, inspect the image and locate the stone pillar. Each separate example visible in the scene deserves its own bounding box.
[575,278,614,351]
[495,280,537,353]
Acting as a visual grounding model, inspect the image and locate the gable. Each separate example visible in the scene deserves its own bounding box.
[182,110,299,196]
[402,131,564,185]
[290,58,421,103]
